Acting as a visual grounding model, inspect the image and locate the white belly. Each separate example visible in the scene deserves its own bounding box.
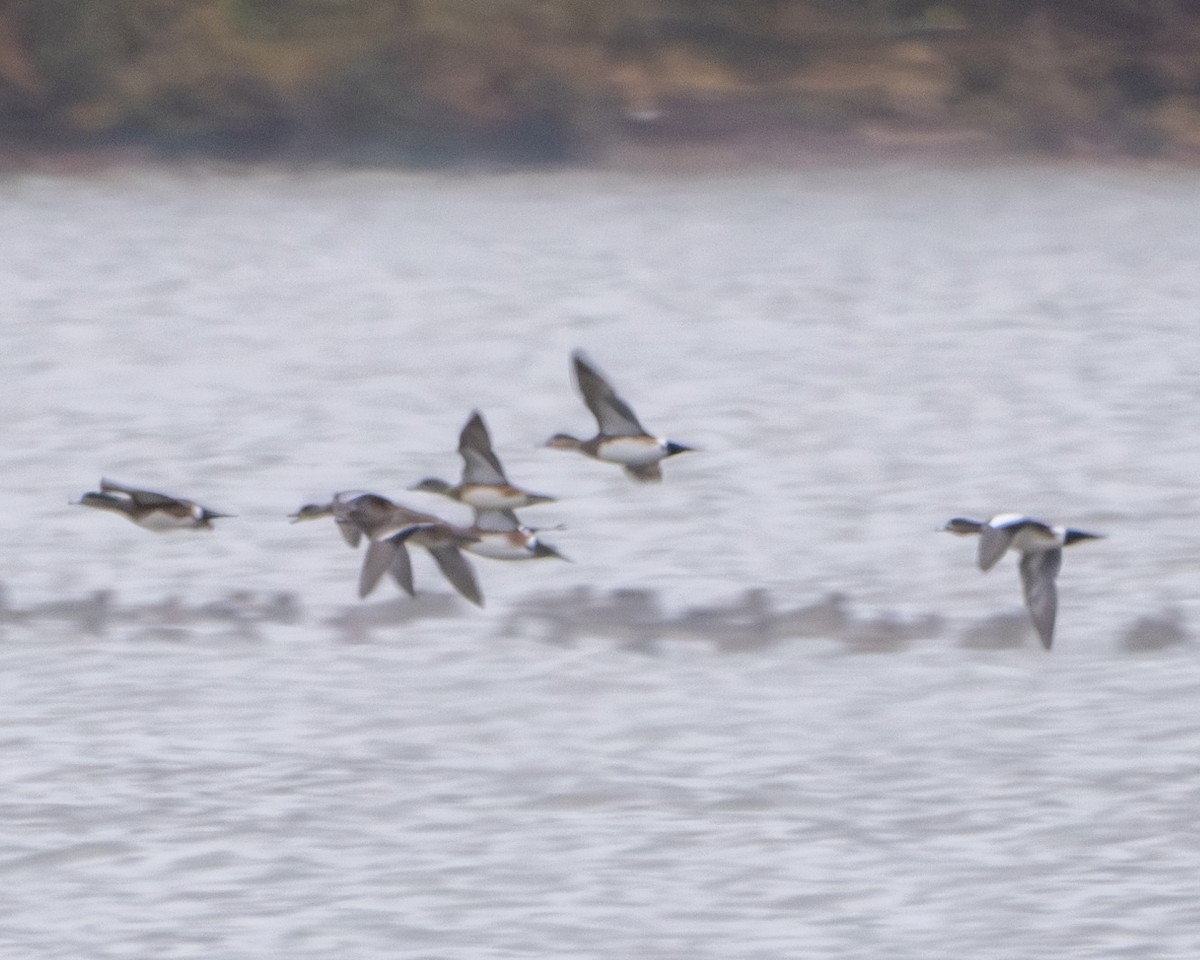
[137,511,200,532]
[1009,527,1059,552]
[597,437,664,466]
[460,487,526,511]
[467,537,535,561]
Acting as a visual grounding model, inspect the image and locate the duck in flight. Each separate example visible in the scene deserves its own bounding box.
[942,513,1104,650]
[290,491,416,548]
[545,350,693,483]
[290,491,483,605]
[463,508,569,563]
[411,410,555,510]
[76,478,233,531]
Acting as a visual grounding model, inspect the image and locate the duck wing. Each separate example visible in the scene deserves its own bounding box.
[101,478,184,509]
[977,524,1017,571]
[427,546,484,607]
[1019,548,1061,650]
[335,518,363,548]
[359,540,399,598]
[572,351,647,437]
[458,410,509,485]
[473,508,521,533]
[100,477,148,498]
[387,541,416,596]
[357,525,430,597]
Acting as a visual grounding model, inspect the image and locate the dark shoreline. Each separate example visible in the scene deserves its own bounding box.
[2,123,1196,179]
[7,4,1200,174]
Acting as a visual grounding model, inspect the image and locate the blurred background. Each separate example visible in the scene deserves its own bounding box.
[3,1,1200,165]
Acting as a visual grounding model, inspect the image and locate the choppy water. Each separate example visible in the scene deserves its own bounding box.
[2,162,1200,958]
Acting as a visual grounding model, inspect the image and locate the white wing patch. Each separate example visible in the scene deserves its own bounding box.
[987,512,1029,528]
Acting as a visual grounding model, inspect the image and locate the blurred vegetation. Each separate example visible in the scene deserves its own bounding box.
[2,1,1200,162]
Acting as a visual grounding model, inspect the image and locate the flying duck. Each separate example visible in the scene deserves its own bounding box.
[544,349,693,483]
[942,513,1103,649]
[411,410,555,510]
[77,478,233,531]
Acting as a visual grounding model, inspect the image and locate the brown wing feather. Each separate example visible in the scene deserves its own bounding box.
[427,546,484,607]
[458,410,509,485]
[572,351,647,436]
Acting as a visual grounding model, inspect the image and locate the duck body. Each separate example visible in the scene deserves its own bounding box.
[77,479,232,531]
[290,490,396,547]
[973,513,1102,573]
[592,435,688,467]
[463,509,568,562]
[412,478,553,512]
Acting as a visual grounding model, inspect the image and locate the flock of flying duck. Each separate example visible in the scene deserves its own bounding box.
[74,350,1103,650]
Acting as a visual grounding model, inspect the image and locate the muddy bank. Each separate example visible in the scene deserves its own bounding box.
[3,2,1200,166]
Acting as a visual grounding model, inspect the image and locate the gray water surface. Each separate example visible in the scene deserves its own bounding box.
[2,163,1199,958]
